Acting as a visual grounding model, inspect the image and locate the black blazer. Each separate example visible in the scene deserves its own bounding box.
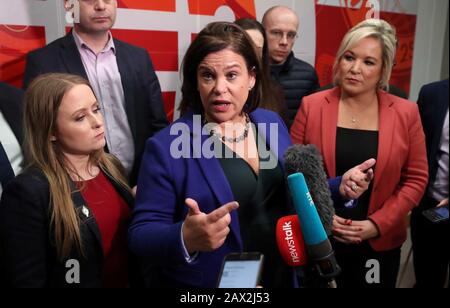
[0,82,24,146]
[23,33,169,185]
[0,167,137,288]
[417,79,449,187]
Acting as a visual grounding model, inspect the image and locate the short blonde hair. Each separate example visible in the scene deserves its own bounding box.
[333,19,397,89]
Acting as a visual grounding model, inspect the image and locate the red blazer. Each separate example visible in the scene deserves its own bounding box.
[291,87,428,251]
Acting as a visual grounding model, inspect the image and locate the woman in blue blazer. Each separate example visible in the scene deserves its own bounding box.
[129,22,295,288]
[129,22,371,288]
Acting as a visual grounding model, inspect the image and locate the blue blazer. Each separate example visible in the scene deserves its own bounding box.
[417,79,449,186]
[129,108,293,287]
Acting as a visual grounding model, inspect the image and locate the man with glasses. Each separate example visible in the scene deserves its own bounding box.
[262,6,319,128]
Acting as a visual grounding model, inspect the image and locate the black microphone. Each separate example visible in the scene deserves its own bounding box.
[284,144,340,287]
[284,144,335,234]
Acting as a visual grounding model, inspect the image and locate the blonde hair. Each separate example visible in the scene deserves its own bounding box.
[24,73,130,261]
[333,19,397,90]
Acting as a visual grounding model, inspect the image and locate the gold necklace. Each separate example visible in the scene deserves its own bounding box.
[341,102,359,124]
[341,96,377,126]
[342,96,377,125]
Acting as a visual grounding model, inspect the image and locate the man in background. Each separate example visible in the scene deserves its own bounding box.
[262,6,320,128]
[411,79,449,288]
[24,0,168,186]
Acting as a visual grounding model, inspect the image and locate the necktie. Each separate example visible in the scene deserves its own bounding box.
[0,142,15,186]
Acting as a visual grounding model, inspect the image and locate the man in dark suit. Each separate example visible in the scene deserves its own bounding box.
[411,79,449,288]
[23,0,169,186]
[0,82,24,197]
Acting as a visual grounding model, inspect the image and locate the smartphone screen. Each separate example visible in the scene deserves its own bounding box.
[423,205,449,223]
[217,253,263,288]
[435,206,449,219]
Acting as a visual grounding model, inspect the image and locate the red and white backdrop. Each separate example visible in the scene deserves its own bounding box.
[0,0,418,121]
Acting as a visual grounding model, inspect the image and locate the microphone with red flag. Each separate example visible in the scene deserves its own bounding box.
[276,215,308,267]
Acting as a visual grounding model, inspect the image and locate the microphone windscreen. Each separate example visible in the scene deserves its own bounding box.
[284,144,335,235]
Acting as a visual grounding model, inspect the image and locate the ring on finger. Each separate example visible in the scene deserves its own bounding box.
[351,184,358,192]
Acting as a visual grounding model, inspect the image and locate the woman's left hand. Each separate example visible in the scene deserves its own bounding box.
[339,158,376,200]
[350,219,379,241]
[332,215,379,244]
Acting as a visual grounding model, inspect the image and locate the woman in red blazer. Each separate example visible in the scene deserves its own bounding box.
[291,19,428,288]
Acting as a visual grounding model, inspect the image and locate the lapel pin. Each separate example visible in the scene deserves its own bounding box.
[82,206,90,218]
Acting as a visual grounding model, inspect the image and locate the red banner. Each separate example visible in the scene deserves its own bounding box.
[315,3,416,94]
[188,0,255,19]
[117,0,176,12]
[1,1,418,119]
[0,25,46,88]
